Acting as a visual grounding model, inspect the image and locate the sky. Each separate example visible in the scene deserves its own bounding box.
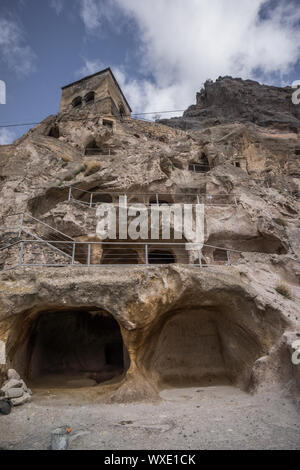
[0,0,300,144]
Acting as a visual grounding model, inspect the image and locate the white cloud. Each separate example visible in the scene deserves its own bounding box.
[76,58,105,78]
[77,0,300,114]
[0,128,16,145]
[50,0,65,15]
[79,0,116,34]
[0,17,36,77]
[113,67,182,119]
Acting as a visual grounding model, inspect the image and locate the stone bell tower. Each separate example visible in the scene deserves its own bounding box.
[59,67,132,118]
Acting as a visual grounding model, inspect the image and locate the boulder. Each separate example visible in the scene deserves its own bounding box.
[1,379,23,392]
[7,369,20,380]
[0,398,12,415]
[11,393,31,407]
[5,388,24,399]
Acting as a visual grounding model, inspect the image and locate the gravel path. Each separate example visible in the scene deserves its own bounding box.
[1,386,300,450]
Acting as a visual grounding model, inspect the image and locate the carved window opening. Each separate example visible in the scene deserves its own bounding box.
[213,248,228,262]
[84,140,102,155]
[72,96,82,108]
[119,104,125,118]
[103,119,114,129]
[48,125,60,138]
[84,91,95,104]
[189,154,210,173]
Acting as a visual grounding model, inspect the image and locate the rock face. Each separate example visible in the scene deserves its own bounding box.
[159,76,300,131]
[0,73,299,403]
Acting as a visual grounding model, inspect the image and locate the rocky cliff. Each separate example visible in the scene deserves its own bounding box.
[160,76,300,131]
[0,76,299,404]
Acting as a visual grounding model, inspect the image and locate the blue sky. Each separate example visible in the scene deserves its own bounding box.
[0,0,300,143]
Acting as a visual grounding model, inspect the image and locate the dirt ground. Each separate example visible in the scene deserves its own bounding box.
[1,384,300,450]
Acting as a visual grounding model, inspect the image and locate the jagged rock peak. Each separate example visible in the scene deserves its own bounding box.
[159,76,300,132]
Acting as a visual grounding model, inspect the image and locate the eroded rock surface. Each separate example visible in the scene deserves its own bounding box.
[0,75,299,403]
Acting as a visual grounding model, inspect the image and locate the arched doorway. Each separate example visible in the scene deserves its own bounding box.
[142,307,266,390]
[149,250,176,264]
[102,248,139,265]
[11,308,127,388]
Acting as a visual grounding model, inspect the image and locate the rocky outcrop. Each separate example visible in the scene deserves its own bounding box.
[159,76,300,131]
[0,263,298,402]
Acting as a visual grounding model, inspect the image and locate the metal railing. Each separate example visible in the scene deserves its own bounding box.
[1,212,75,239]
[0,239,241,270]
[0,212,76,259]
[67,187,239,208]
[188,163,210,173]
[84,148,114,156]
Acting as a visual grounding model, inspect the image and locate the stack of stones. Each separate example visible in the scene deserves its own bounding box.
[0,369,32,407]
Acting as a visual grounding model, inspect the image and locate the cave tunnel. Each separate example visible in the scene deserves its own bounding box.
[11,308,128,388]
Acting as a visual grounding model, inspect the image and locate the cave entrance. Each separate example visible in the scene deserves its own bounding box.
[213,248,228,263]
[189,154,210,173]
[48,125,60,138]
[92,193,113,204]
[102,247,139,265]
[84,140,102,156]
[20,309,126,388]
[143,308,265,390]
[149,250,176,264]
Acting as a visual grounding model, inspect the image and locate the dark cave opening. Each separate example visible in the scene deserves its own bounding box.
[48,125,60,138]
[149,250,176,264]
[102,247,139,265]
[23,309,126,387]
[84,140,102,156]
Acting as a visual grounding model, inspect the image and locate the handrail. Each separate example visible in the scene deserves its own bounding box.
[1,212,76,241]
[2,239,243,254]
[69,186,240,197]
[22,229,72,259]
[0,239,243,270]
[24,214,75,241]
[0,240,21,252]
[68,187,239,208]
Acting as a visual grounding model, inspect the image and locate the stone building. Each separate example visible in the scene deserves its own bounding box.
[59,67,132,118]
